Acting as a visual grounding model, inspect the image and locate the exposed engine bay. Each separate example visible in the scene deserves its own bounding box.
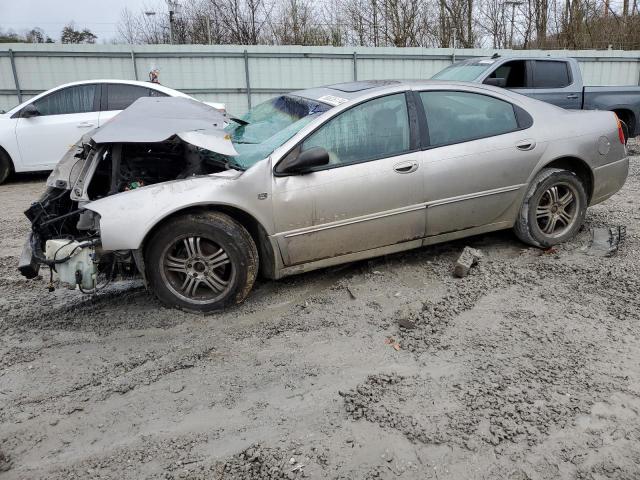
[18,96,239,292]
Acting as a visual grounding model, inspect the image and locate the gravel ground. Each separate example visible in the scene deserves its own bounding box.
[1,153,640,479]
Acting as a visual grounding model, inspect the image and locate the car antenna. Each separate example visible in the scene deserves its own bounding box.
[491,53,500,59]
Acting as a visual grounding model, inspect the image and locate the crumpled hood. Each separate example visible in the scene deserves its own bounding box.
[91,96,238,156]
[46,97,239,190]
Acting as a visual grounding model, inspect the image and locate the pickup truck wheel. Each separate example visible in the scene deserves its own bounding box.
[514,168,587,248]
[145,211,258,312]
[0,150,12,185]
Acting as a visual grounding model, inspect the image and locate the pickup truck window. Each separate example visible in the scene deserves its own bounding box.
[532,61,571,88]
[487,60,527,88]
[420,91,518,146]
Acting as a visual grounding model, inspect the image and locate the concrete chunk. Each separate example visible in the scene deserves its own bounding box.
[454,247,483,278]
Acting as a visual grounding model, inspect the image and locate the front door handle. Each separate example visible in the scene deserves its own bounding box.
[516,140,536,151]
[77,122,95,128]
[566,94,579,99]
[393,161,419,174]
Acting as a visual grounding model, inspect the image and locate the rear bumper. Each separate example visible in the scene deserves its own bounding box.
[591,156,629,205]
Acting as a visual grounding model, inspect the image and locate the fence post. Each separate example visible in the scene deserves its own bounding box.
[353,51,358,81]
[244,49,252,109]
[8,49,22,104]
[130,50,138,81]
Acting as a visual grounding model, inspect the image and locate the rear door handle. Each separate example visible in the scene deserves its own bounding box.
[516,140,536,151]
[393,161,418,174]
[566,94,579,99]
[77,122,94,128]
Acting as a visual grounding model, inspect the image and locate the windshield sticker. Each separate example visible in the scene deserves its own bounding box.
[318,95,349,106]
[478,59,496,64]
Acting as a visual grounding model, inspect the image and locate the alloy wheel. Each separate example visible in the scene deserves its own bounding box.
[535,183,579,238]
[160,236,235,304]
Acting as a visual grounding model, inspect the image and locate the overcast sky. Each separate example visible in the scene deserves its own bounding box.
[0,0,164,42]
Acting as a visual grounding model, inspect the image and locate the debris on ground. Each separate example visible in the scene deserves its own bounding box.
[398,317,416,330]
[345,286,357,300]
[168,383,185,394]
[384,337,402,351]
[586,226,626,256]
[453,247,483,278]
[0,450,11,472]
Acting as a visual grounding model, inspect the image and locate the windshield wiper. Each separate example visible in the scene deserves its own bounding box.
[229,117,249,126]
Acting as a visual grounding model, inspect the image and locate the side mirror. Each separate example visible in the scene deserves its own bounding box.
[277,147,330,174]
[20,104,41,118]
[483,77,507,88]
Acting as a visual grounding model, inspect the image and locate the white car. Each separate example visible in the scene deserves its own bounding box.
[0,79,224,184]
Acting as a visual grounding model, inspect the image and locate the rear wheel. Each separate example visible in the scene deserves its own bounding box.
[514,168,587,248]
[145,211,258,312]
[0,150,12,185]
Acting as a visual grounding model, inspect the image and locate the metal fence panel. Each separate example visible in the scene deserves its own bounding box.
[1,44,640,114]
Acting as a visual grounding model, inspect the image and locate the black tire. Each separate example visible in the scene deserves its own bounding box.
[145,211,258,312]
[0,150,12,185]
[620,119,630,144]
[514,168,587,248]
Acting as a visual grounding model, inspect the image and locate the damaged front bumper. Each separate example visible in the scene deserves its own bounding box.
[18,96,241,293]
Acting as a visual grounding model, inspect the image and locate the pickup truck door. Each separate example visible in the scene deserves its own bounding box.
[483,59,582,111]
[529,60,582,110]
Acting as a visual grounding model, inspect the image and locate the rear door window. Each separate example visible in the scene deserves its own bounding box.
[105,84,167,110]
[420,91,519,146]
[33,84,98,116]
[532,61,571,88]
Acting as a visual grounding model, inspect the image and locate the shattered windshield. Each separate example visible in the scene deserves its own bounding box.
[432,60,495,81]
[219,95,331,170]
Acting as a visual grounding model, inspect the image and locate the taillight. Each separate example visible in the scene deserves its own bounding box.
[615,115,626,144]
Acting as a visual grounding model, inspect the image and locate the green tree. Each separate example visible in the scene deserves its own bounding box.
[61,23,97,43]
[25,28,52,43]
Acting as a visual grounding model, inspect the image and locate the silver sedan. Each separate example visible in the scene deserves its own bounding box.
[22,80,629,311]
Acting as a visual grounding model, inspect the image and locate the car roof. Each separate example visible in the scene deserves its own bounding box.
[5,79,190,115]
[42,79,189,96]
[290,79,517,104]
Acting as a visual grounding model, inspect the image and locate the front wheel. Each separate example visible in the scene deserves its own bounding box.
[145,211,258,312]
[514,168,587,248]
[0,150,12,185]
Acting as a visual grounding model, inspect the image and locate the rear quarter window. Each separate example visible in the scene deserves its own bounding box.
[420,91,520,146]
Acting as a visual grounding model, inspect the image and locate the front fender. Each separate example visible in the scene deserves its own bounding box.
[85,165,273,251]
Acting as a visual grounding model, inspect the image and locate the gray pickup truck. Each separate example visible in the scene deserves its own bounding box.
[432,55,640,137]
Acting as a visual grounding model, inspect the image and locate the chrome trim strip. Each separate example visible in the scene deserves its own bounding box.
[281,184,525,239]
[593,156,628,171]
[284,204,427,238]
[425,184,526,208]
